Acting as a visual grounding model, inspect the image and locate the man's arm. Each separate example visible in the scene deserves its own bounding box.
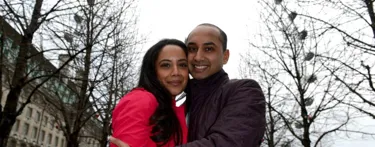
[109,136,130,147]
[179,79,266,147]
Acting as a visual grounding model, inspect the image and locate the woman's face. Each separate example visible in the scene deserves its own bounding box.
[156,45,189,97]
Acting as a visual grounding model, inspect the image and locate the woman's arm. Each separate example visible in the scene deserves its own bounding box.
[111,90,158,147]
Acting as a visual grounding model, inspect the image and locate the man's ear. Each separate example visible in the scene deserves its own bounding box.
[223,49,230,64]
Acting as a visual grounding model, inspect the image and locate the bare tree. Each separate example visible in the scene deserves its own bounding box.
[290,0,375,118]
[40,0,142,146]
[240,59,291,147]
[0,1,77,146]
[240,0,375,146]
[92,31,140,147]
[89,5,142,146]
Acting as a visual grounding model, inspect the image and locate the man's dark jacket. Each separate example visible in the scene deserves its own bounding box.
[180,69,266,147]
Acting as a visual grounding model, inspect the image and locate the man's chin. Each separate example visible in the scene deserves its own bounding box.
[191,73,208,80]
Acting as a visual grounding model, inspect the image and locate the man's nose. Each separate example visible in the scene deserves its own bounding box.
[193,48,204,61]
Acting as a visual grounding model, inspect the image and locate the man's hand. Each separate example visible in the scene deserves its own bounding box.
[109,136,130,147]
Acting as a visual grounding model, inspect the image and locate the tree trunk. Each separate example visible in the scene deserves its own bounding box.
[99,119,110,147]
[100,133,108,147]
[0,90,19,147]
[0,1,42,145]
[267,87,275,147]
[364,0,375,38]
[66,134,80,147]
[302,138,311,147]
[0,124,12,147]
[0,36,31,147]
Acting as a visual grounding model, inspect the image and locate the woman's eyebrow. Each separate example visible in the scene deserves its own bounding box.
[158,59,171,63]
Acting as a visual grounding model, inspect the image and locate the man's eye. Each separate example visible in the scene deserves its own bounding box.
[188,47,197,52]
[205,47,213,51]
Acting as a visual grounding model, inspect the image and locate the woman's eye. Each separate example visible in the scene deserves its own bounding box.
[160,63,170,68]
[179,63,188,68]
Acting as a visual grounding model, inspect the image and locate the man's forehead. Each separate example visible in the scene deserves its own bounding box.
[187,26,221,44]
[187,41,217,46]
[190,25,220,36]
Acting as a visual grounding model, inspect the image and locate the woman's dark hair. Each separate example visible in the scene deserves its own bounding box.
[138,39,188,146]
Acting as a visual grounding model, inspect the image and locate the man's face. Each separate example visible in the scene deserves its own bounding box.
[186,26,229,80]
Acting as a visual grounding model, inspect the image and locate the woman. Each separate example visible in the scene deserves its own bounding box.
[110,39,189,147]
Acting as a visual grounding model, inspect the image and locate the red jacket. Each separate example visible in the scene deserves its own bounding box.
[111,88,188,147]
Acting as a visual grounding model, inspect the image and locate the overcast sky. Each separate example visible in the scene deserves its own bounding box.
[136,0,260,79]
[136,0,375,147]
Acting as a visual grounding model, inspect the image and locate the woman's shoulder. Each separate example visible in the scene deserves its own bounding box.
[126,88,156,100]
[115,88,158,110]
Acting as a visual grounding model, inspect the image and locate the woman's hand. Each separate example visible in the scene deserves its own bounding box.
[109,136,130,147]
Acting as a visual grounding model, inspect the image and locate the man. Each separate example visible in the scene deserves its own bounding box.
[111,23,266,147]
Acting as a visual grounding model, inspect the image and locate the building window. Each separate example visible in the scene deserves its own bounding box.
[32,126,38,139]
[55,136,59,147]
[39,130,45,143]
[2,37,13,57]
[9,46,20,64]
[47,133,52,145]
[22,123,29,136]
[12,119,20,133]
[60,138,65,147]
[35,111,41,122]
[49,118,55,130]
[8,140,16,147]
[43,116,48,126]
[26,107,32,118]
